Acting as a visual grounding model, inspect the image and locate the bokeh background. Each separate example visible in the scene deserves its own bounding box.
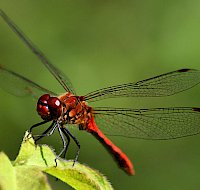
[1,1,200,190]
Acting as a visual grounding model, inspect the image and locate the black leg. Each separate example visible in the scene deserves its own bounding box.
[63,127,80,166]
[55,125,68,167]
[34,121,57,143]
[29,120,50,133]
[61,128,71,159]
[27,120,50,141]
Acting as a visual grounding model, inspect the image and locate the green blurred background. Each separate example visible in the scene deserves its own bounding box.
[1,1,200,189]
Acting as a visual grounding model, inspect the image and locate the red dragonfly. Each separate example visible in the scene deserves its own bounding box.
[1,10,200,175]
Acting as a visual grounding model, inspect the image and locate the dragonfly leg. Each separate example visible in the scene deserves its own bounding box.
[34,121,57,143]
[27,120,49,141]
[29,121,55,142]
[61,128,71,159]
[63,127,80,166]
[29,120,50,134]
[55,125,69,167]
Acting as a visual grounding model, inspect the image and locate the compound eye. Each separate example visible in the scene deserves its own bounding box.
[38,94,50,104]
[37,94,51,120]
[48,97,62,119]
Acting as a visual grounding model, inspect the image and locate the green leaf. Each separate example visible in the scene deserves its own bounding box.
[15,166,51,190]
[14,131,113,190]
[0,151,51,190]
[45,162,113,190]
[0,152,16,190]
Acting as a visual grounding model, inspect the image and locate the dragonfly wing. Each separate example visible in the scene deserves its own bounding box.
[94,107,200,140]
[0,10,76,95]
[85,69,200,102]
[0,66,57,98]
[43,61,76,95]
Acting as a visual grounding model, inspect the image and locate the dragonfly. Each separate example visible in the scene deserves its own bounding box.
[1,10,200,175]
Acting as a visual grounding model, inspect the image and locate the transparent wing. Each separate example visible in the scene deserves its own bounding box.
[85,69,200,102]
[0,10,76,94]
[0,65,57,98]
[94,107,200,140]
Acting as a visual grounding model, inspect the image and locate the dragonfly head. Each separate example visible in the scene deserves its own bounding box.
[37,94,62,121]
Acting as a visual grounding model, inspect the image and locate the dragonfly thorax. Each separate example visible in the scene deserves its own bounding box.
[58,93,93,127]
[37,94,62,121]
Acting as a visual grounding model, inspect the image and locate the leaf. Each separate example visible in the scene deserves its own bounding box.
[14,131,113,190]
[0,152,16,190]
[0,151,51,190]
[15,166,51,190]
[45,163,113,190]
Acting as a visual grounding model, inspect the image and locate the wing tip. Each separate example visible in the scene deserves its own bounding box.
[192,107,200,112]
[177,68,192,72]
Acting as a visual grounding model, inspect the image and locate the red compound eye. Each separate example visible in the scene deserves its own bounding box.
[47,97,62,119]
[38,94,50,104]
[37,94,62,120]
[37,94,51,120]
